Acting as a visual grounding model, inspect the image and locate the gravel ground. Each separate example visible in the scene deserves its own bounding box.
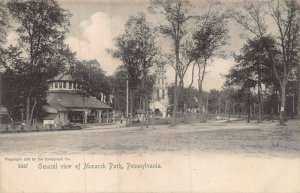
[0,120,299,157]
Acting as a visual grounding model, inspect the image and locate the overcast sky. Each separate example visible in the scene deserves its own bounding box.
[59,0,247,91]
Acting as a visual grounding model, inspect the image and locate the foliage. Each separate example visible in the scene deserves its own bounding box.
[111,12,158,121]
[109,66,128,112]
[0,1,9,44]
[168,85,200,111]
[110,65,155,113]
[112,12,158,90]
[0,70,22,120]
[227,37,278,89]
[0,1,9,67]
[70,59,112,103]
[149,0,193,41]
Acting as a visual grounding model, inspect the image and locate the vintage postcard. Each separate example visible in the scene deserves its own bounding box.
[0,0,299,192]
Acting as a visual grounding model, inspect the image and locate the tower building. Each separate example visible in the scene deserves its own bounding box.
[150,64,169,117]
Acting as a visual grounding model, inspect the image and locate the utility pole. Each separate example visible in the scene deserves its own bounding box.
[292,93,295,115]
[218,97,221,115]
[206,94,209,115]
[126,78,129,125]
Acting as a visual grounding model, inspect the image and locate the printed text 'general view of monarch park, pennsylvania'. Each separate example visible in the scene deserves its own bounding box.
[0,0,300,158]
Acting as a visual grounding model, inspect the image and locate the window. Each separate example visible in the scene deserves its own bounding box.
[158,78,160,84]
[162,89,165,99]
[162,78,164,85]
[59,82,62,88]
[69,82,73,89]
[55,82,58,88]
[63,82,66,88]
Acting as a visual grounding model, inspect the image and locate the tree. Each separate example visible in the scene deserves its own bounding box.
[228,36,278,122]
[149,1,229,123]
[111,12,158,125]
[0,1,8,45]
[4,0,71,126]
[109,66,128,113]
[208,89,221,115]
[190,2,229,121]
[0,1,9,67]
[110,65,155,116]
[0,69,23,121]
[268,0,300,125]
[235,0,300,125]
[221,85,237,122]
[168,85,199,114]
[149,0,193,125]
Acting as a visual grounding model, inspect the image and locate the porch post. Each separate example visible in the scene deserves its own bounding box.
[83,110,88,124]
[98,110,102,123]
[162,108,166,118]
[106,110,109,123]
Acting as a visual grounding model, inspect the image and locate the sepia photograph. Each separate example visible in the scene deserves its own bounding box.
[0,0,299,192]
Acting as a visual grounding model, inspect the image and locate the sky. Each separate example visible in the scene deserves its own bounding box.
[7,0,250,91]
[57,0,251,91]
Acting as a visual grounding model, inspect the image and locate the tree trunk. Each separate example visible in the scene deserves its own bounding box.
[172,74,178,125]
[277,90,280,115]
[197,62,206,122]
[218,97,221,115]
[206,94,209,116]
[247,94,250,123]
[258,85,262,122]
[197,84,205,122]
[26,96,30,125]
[126,79,129,126]
[279,83,287,126]
[141,70,145,129]
[183,102,188,122]
[130,90,133,125]
[185,62,196,123]
[227,100,231,122]
[29,97,37,126]
[198,92,203,119]
[172,39,180,126]
[257,68,262,123]
[225,100,228,115]
[146,95,149,128]
[141,92,145,129]
[232,102,235,115]
[298,62,300,118]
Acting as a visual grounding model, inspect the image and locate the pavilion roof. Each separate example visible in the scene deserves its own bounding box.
[49,72,74,82]
[47,92,111,110]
